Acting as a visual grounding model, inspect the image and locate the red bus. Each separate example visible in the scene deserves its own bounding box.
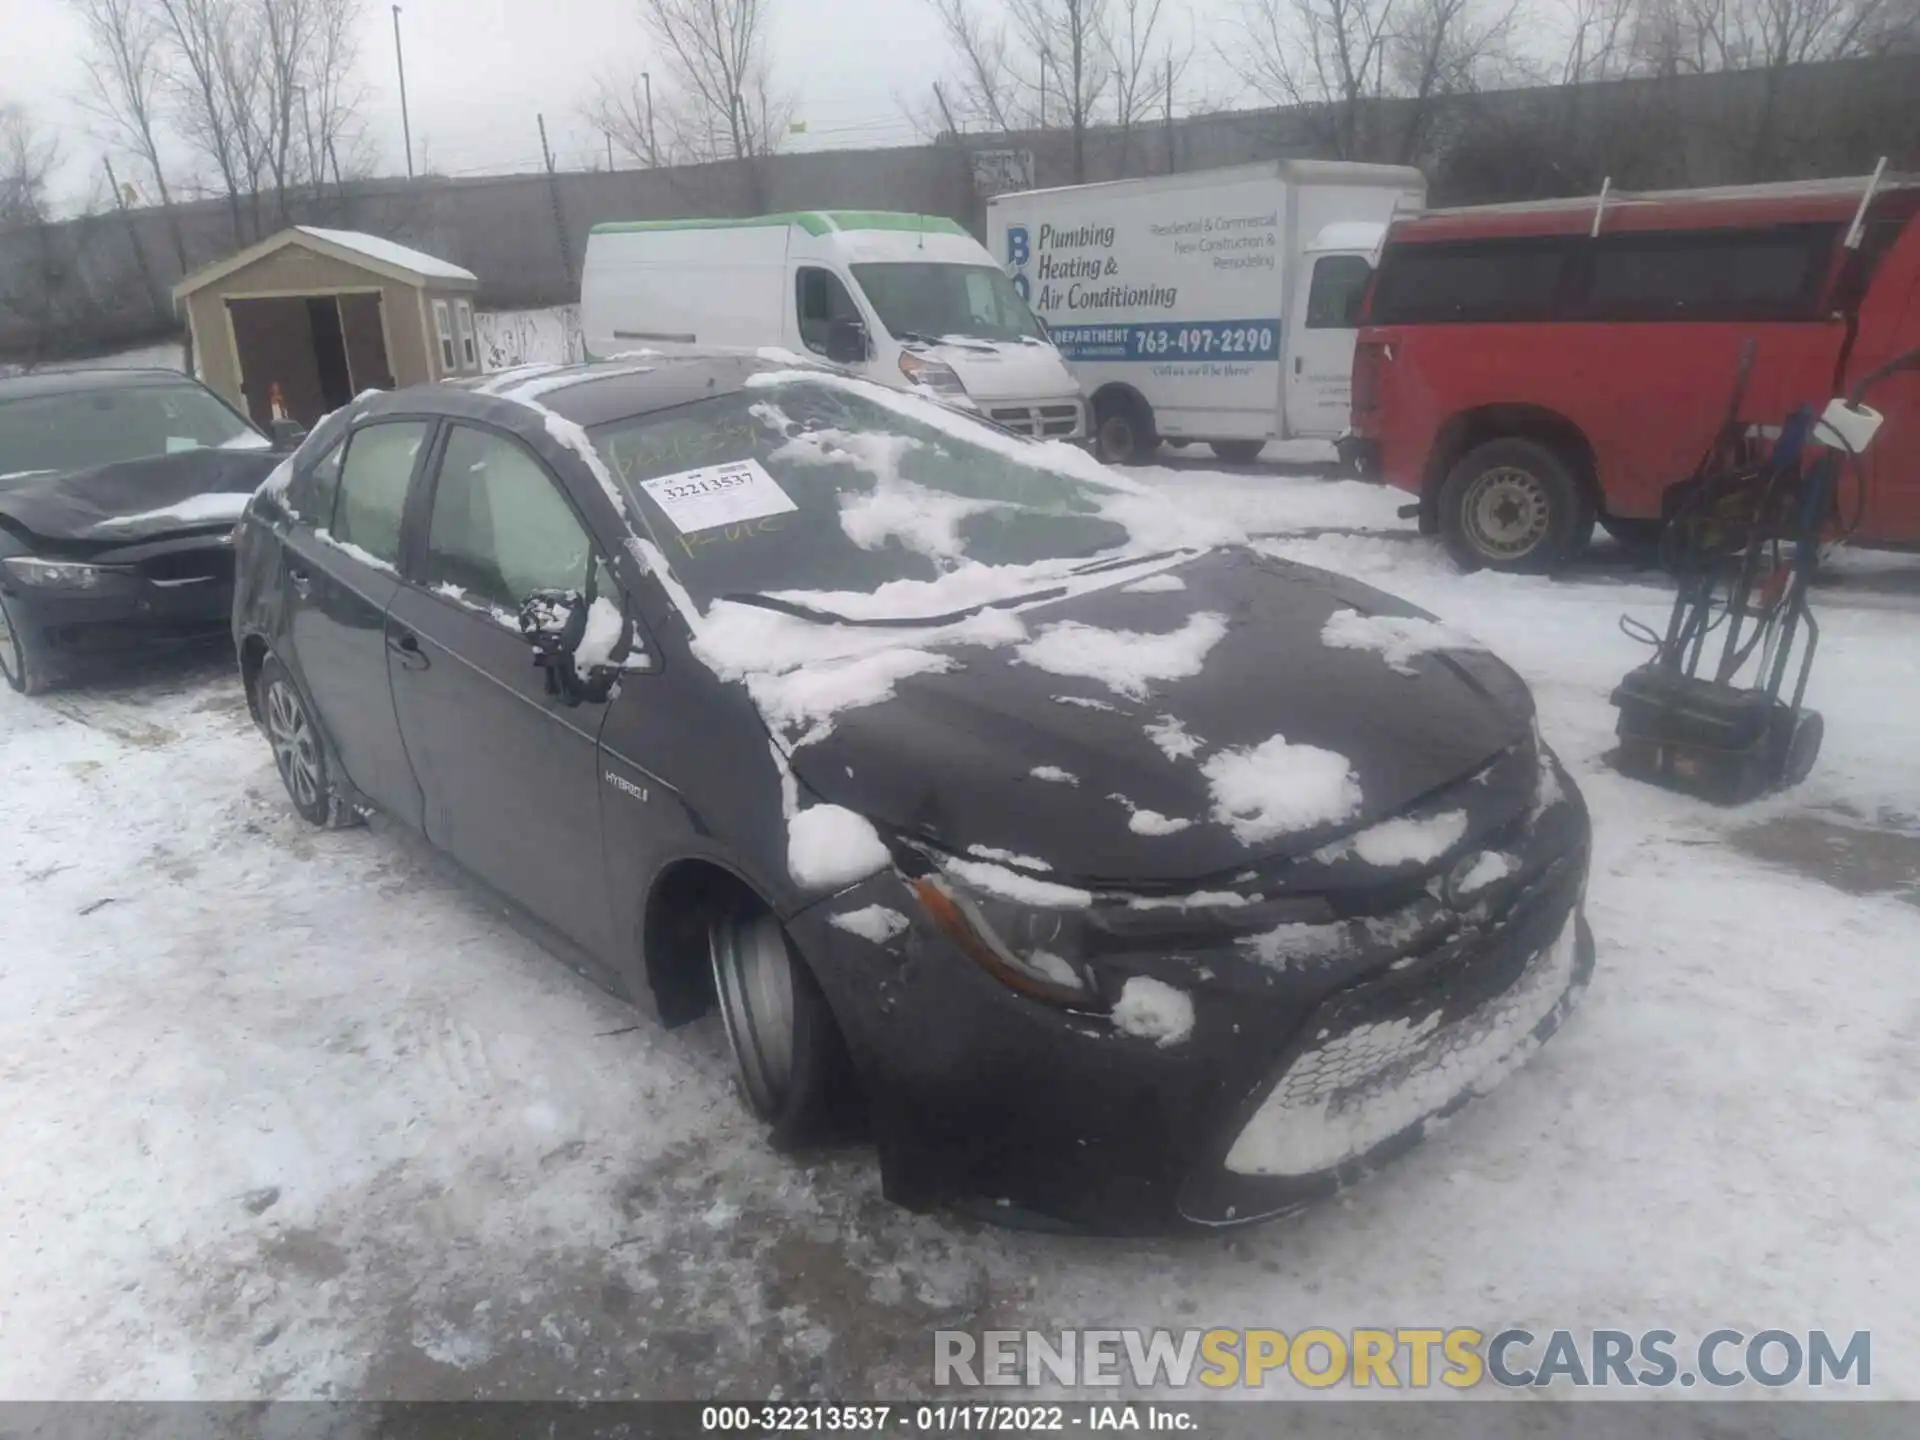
[1344,171,1920,571]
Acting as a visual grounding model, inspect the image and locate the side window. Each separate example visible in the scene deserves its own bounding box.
[425,424,601,612]
[455,299,479,371]
[796,267,860,355]
[1584,226,1835,320]
[1305,255,1373,330]
[432,299,456,372]
[331,420,429,566]
[288,432,346,524]
[1370,240,1571,324]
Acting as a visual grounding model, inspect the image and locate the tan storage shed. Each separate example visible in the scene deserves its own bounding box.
[172,227,482,430]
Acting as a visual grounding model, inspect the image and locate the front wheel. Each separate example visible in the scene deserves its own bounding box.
[1437,438,1589,574]
[707,901,855,1149]
[257,654,339,827]
[1208,439,1265,465]
[1092,393,1157,465]
[0,593,57,695]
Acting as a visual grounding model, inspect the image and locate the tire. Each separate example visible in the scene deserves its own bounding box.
[1208,439,1266,465]
[0,592,57,696]
[257,654,339,827]
[708,900,856,1149]
[1092,392,1157,465]
[1438,437,1588,574]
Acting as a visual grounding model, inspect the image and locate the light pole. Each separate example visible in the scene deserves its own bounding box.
[392,4,414,179]
[642,70,657,166]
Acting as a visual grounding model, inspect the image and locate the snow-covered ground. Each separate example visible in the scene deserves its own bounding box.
[4,464,1919,1405]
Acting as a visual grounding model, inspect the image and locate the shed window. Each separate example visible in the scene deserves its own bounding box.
[432,299,456,372]
[455,300,479,370]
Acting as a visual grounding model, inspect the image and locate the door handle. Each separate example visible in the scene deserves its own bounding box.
[387,629,430,670]
[1294,356,1304,375]
[288,565,311,597]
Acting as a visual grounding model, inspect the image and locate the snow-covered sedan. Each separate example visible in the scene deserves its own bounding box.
[231,354,1595,1234]
[0,368,287,694]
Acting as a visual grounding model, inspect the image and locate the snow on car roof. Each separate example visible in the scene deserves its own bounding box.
[294,227,477,283]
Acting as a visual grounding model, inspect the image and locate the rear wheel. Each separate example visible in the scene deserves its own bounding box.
[258,654,336,827]
[707,900,854,1149]
[1092,392,1157,465]
[1208,439,1265,465]
[1438,438,1587,574]
[0,593,56,696]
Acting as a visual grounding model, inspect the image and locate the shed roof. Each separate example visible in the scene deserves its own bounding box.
[172,225,478,300]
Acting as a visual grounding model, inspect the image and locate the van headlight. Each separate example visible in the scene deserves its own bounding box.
[898,351,969,399]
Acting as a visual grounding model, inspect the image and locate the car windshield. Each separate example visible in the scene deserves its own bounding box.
[0,382,266,478]
[589,377,1131,610]
[850,263,1045,344]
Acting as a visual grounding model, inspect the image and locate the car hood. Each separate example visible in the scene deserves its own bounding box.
[911,337,1078,403]
[784,548,1534,887]
[0,448,281,550]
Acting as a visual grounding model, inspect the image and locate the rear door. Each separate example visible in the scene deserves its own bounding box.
[384,419,621,962]
[281,417,430,825]
[1284,252,1374,438]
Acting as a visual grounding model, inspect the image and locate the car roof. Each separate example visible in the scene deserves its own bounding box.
[434,349,835,430]
[0,367,201,403]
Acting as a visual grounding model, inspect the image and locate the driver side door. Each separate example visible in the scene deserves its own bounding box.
[385,419,626,964]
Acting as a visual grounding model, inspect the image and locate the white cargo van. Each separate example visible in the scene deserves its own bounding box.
[987,161,1425,462]
[580,211,1085,439]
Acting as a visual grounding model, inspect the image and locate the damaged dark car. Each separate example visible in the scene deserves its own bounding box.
[0,368,289,694]
[231,354,1594,1235]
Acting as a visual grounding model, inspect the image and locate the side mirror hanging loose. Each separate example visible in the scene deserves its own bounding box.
[518,588,589,700]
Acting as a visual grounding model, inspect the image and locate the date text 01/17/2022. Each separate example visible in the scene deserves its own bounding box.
[698,1403,1202,1432]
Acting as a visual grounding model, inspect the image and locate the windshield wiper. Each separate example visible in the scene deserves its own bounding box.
[715,588,1067,629]
[1068,549,1188,576]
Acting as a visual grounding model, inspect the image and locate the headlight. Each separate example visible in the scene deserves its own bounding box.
[898,351,969,399]
[905,869,1102,1009]
[1,556,123,590]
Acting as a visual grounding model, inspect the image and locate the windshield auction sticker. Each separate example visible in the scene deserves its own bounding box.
[640,458,797,534]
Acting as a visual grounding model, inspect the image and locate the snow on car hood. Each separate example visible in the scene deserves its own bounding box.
[779,547,1535,886]
[908,336,1078,403]
[0,448,281,548]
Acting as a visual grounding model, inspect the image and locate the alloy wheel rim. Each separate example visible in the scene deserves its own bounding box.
[709,909,797,1118]
[1100,413,1135,460]
[264,677,322,811]
[1464,467,1552,559]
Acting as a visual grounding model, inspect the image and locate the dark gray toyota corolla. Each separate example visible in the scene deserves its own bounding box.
[232,353,1594,1234]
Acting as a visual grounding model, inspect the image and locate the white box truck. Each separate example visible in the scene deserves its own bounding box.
[580,210,1085,439]
[986,161,1425,462]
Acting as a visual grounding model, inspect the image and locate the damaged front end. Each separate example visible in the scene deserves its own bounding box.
[787,729,1593,1235]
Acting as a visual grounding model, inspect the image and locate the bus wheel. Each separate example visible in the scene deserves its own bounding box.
[1438,438,1586,574]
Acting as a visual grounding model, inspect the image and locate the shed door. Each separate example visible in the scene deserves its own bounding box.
[227,296,326,429]
[338,292,395,393]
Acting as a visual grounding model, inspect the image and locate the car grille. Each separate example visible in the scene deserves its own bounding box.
[137,545,234,588]
[988,402,1083,438]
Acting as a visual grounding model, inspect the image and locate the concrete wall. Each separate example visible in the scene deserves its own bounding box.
[6,54,1917,362]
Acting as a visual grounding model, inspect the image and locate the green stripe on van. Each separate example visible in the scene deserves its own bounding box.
[589,211,968,238]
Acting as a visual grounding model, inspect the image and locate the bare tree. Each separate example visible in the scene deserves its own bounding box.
[593,0,795,167]
[68,0,193,269]
[1104,0,1190,161]
[919,0,1025,133]
[1556,0,1640,81]
[1231,0,1398,158]
[2,104,62,228]
[1008,0,1112,179]
[1388,0,1521,160]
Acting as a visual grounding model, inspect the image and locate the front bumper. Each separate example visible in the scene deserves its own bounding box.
[3,540,235,658]
[789,747,1594,1234]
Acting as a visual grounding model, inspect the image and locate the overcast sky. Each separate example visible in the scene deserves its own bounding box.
[9,0,1245,208]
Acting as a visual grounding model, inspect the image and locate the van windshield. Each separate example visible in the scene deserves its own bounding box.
[589,376,1130,609]
[851,263,1045,345]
